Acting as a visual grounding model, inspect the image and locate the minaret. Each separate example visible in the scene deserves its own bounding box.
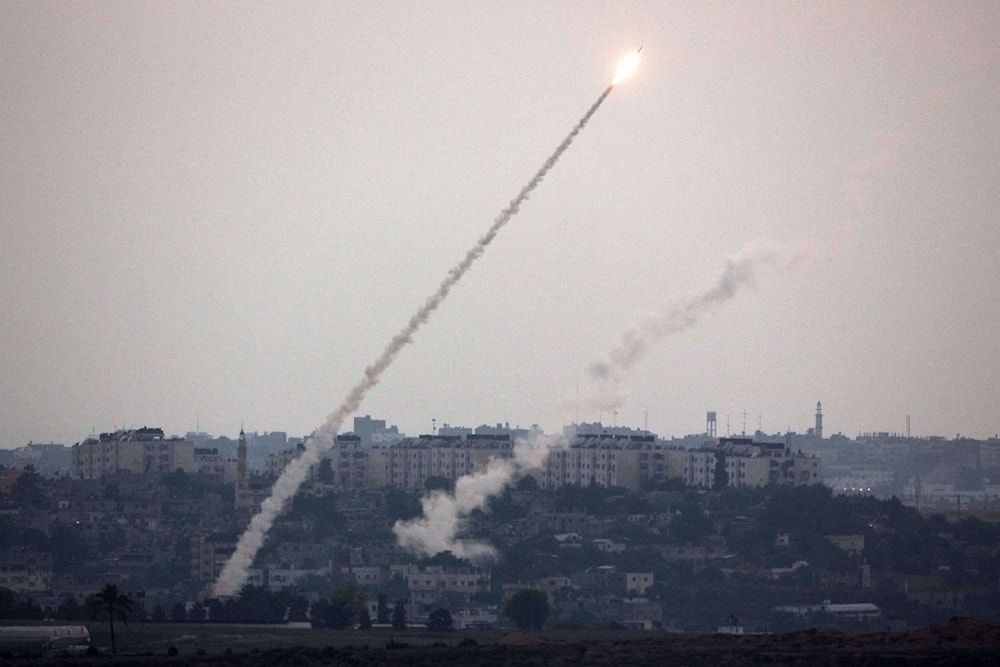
[236,427,248,510]
[815,402,823,440]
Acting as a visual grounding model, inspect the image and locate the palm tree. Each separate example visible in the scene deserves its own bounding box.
[89,583,134,657]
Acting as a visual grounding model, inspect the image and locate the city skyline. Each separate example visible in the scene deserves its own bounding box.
[7,401,995,449]
[4,4,999,449]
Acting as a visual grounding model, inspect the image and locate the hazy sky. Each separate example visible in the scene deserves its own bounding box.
[3,2,998,448]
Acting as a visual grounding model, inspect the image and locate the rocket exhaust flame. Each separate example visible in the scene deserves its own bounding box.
[612,47,642,86]
[212,62,634,597]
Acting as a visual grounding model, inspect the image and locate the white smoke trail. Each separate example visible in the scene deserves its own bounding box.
[393,434,559,559]
[576,239,818,413]
[390,239,817,560]
[212,85,617,597]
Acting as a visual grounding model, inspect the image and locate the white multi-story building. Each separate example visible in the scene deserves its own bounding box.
[245,563,333,591]
[390,563,491,604]
[683,450,717,488]
[316,430,821,494]
[341,565,384,588]
[194,447,225,477]
[71,428,196,479]
[325,434,514,492]
[713,437,823,488]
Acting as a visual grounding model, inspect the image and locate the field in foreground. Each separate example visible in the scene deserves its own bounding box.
[6,617,1000,666]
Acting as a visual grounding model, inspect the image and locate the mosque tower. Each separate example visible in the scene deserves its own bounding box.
[236,427,248,510]
[815,401,823,440]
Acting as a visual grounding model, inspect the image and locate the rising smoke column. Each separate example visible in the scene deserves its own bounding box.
[212,71,630,596]
[393,433,557,559]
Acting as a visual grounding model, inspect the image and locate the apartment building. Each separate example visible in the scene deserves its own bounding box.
[71,428,196,479]
[315,431,822,494]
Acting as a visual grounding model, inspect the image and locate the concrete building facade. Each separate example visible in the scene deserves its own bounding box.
[71,428,196,479]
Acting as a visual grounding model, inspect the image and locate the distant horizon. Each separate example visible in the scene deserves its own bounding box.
[5,409,998,450]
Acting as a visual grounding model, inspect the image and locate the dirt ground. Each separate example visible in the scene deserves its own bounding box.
[6,616,999,666]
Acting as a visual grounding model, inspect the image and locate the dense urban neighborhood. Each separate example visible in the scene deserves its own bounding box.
[2,412,999,649]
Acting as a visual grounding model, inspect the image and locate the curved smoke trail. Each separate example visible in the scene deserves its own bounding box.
[212,85,616,596]
[579,239,819,412]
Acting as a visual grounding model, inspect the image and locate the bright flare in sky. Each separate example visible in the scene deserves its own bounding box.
[612,47,642,85]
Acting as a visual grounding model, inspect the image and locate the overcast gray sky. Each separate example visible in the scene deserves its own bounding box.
[2,2,998,447]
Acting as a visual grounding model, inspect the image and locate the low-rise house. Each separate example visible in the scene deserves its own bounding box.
[502,576,575,603]
[190,534,237,583]
[246,563,333,591]
[0,547,52,593]
[453,605,499,629]
[775,601,881,622]
[391,563,491,605]
[592,538,626,553]
[341,565,384,588]
[825,534,865,555]
[623,572,654,596]
[657,544,732,570]
[554,532,582,547]
[0,468,25,494]
[768,560,809,581]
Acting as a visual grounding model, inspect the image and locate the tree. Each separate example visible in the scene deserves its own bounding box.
[170,602,188,622]
[89,583,134,657]
[296,571,344,598]
[424,476,455,493]
[503,589,549,631]
[515,474,539,491]
[427,608,454,632]
[288,595,310,623]
[376,593,390,624]
[0,587,44,620]
[391,599,407,630]
[216,585,284,623]
[11,467,46,508]
[421,550,462,568]
[317,457,335,484]
[314,597,355,629]
[54,595,89,621]
[670,497,713,542]
[384,573,409,602]
[385,489,421,522]
[713,453,728,490]
[314,581,366,629]
[189,601,207,621]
